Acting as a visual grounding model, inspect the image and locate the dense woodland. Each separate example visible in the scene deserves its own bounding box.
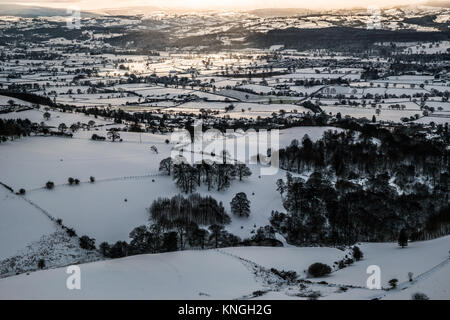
[271,127,449,245]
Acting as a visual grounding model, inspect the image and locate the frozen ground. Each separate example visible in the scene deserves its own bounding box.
[0,133,170,190]
[322,105,422,122]
[0,187,56,260]
[222,246,345,278]
[0,109,113,129]
[0,250,265,300]
[0,235,447,300]
[0,95,34,107]
[414,116,450,125]
[313,236,450,289]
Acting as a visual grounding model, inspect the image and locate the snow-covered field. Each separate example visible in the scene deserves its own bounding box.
[314,236,450,289]
[0,116,342,245]
[0,250,265,300]
[0,188,56,260]
[0,236,448,300]
[321,105,421,122]
[0,131,170,190]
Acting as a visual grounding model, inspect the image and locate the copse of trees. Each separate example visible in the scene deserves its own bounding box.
[159,158,252,193]
[150,193,231,227]
[0,118,33,140]
[99,218,241,259]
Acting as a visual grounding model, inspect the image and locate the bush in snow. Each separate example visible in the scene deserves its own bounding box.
[344,258,354,265]
[352,246,364,261]
[408,272,414,282]
[68,177,75,185]
[308,263,332,277]
[91,134,106,141]
[388,279,399,289]
[412,292,429,300]
[398,229,408,248]
[37,259,45,269]
[90,176,95,183]
[66,228,77,237]
[79,236,96,250]
[18,188,25,195]
[338,260,346,269]
[270,268,298,283]
[45,181,54,190]
[150,145,158,154]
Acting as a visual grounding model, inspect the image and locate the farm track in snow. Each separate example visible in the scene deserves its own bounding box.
[369,257,450,300]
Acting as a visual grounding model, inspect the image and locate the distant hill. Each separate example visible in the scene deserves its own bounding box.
[0,4,94,17]
[91,6,162,16]
[247,27,450,51]
[247,8,314,18]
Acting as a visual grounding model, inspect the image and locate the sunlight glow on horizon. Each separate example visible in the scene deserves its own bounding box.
[5,0,428,11]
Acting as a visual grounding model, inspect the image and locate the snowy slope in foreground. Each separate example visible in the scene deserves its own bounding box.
[0,188,56,260]
[222,246,345,278]
[0,250,264,300]
[314,236,450,288]
[382,259,450,300]
[0,236,448,300]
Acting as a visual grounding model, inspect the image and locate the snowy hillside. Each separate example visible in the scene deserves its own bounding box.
[0,187,55,260]
[0,236,448,300]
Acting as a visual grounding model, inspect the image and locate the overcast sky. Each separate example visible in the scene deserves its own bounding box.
[0,0,434,10]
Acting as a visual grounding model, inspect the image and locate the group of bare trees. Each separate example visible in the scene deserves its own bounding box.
[159,158,251,193]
